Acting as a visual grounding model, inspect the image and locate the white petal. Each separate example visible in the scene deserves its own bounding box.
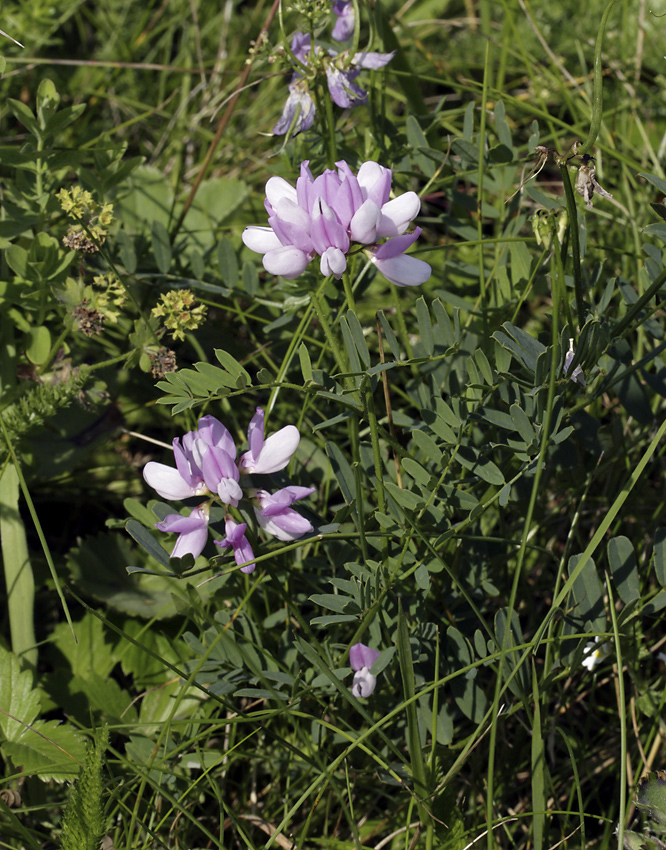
[351,668,377,698]
[349,199,380,243]
[249,425,300,473]
[266,176,297,208]
[143,462,196,500]
[320,246,347,278]
[263,246,310,279]
[376,192,421,237]
[242,225,282,254]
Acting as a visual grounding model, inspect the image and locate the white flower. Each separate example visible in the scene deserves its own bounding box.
[582,637,610,671]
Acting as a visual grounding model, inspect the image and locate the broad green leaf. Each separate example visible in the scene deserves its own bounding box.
[457,446,504,486]
[415,296,433,356]
[151,220,172,274]
[654,528,666,585]
[568,554,605,631]
[607,536,640,604]
[25,326,51,365]
[4,719,86,781]
[0,645,40,741]
[217,237,238,287]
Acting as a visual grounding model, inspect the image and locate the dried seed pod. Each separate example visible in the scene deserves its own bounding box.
[575,155,613,210]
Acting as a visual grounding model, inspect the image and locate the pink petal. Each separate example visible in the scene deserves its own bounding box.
[371,253,431,287]
[349,643,380,671]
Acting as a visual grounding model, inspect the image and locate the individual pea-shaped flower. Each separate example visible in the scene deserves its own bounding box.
[581,636,610,672]
[331,0,354,41]
[215,517,256,574]
[251,486,315,541]
[350,643,381,698]
[156,505,209,560]
[239,407,301,474]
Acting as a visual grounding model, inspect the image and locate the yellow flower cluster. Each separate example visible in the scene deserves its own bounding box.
[151,290,207,341]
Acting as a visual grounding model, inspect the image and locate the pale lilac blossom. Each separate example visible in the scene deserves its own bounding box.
[215,517,256,574]
[252,486,315,541]
[240,407,301,474]
[350,643,381,698]
[272,33,394,135]
[331,0,354,41]
[156,506,209,560]
[142,412,315,568]
[242,160,430,286]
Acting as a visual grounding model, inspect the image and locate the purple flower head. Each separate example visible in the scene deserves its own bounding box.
[272,81,316,136]
[215,517,256,574]
[331,0,355,42]
[144,414,242,507]
[242,160,430,286]
[239,407,301,474]
[350,643,381,698]
[251,485,315,541]
[156,505,209,560]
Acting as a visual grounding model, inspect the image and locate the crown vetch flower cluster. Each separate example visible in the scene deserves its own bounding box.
[143,409,314,572]
[242,160,431,287]
[273,32,393,136]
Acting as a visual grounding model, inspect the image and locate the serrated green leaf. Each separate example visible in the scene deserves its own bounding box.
[4,719,86,781]
[0,645,41,742]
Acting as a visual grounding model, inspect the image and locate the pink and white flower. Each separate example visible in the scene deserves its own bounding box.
[350,643,381,698]
[242,160,430,286]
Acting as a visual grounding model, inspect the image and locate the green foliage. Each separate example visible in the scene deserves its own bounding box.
[60,727,109,850]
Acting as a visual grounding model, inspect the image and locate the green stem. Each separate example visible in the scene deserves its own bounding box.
[486,261,561,850]
[477,39,491,336]
[310,287,346,374]
[578,0,620,157]
[361,377,386,518]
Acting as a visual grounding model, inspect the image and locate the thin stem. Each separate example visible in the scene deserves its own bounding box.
[578,0,620,157]
[486,259,561,850]
[477,40,491,337]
